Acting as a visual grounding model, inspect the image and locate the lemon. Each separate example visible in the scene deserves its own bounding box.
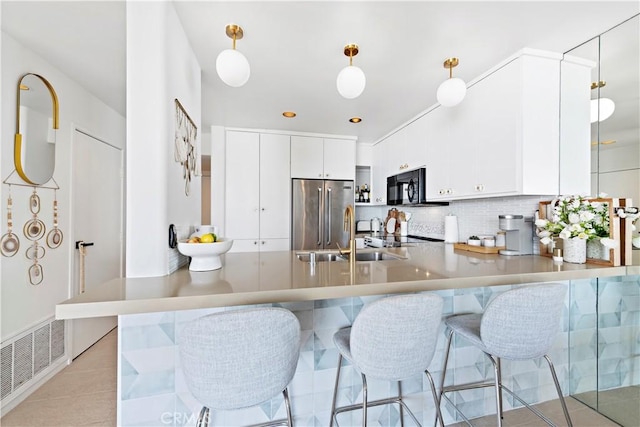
[200,233,215,243]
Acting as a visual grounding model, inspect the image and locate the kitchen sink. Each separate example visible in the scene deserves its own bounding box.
[296,252,343,262]
[296,250,405,262]
[353,251,405,261]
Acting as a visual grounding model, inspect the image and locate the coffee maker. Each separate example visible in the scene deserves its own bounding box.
[498,214,533,255]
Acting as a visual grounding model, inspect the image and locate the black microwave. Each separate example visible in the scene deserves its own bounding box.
[387,167,448,206]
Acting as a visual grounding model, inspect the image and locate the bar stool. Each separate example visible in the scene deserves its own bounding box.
[438,283,572,427]
[179,307,301,427]
[329,293,445,427]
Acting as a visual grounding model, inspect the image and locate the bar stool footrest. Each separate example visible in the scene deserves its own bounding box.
[333,396,421,426]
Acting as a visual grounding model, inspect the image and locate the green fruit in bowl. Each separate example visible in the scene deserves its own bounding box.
[200,233,217,243]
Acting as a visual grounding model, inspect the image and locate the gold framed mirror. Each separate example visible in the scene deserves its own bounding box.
[15,73,59,185]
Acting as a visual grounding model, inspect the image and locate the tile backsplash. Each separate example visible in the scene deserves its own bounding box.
[356,195,553,246]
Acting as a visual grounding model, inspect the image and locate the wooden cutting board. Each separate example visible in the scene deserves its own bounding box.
[453,242,505,254]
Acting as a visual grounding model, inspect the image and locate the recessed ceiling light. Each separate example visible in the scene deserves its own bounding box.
[282,111,296,118]
[349,117,362,123]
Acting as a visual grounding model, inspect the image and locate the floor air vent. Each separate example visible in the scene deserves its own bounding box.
[0,318,65,403]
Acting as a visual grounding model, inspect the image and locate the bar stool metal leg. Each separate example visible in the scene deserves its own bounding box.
[196,406,210,427]
[283,388,293,427]
[544,355,573,427]
[398,381,404,427]
[329,354,343,427]
[361,374,368,426]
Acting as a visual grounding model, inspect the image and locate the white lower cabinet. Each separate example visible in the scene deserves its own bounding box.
[225,131,291,252]
[230,238,290,253]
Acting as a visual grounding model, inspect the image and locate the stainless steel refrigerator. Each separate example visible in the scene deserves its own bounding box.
[292,179,354,250]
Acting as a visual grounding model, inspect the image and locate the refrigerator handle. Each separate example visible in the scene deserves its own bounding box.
[326,187,332,245]
[317,187,322,246]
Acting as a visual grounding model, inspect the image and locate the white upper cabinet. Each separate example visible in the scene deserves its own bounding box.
[374,49,586,202]
[427,50,575,200]
[323,138,356,180]
[290,136,324,178]
[371,137,390,204]
[291,136,355,180]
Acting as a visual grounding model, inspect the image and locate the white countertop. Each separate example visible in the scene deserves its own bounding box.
[56,244,637,319]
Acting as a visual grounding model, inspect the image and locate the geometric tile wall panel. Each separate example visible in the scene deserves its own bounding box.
[118,282,582,426]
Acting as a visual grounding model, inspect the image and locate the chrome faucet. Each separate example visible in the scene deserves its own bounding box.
[340,204,356,267]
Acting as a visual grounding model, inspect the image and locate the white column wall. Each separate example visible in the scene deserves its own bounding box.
[0,32,125,339]
[126,2,201,277]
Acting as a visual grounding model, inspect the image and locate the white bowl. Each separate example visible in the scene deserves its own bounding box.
[177,238,234,271]
[467,239,482,246]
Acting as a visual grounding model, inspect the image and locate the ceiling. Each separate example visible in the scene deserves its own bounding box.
[2,1,638,144]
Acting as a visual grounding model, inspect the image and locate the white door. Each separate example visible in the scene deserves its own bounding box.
[71,129,122,358]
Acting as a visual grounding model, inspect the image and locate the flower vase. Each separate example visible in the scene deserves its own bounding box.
[563,237,586,264]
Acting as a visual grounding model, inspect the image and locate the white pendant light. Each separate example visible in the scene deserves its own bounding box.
[337,44,366,99]
[216,24,250,87]
[589,80,615,123]
[437,57,466,107]
[590,98,616,123]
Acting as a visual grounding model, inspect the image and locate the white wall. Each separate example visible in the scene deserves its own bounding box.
[210,126,226,235]
[0,32,125,340]
[126,2,201,277]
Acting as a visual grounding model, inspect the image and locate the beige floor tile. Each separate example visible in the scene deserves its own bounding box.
[1,391,116,426]
[445,397,621,427]
[26,366,116,401]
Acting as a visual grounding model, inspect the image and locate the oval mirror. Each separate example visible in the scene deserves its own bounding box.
[15,73,59,185]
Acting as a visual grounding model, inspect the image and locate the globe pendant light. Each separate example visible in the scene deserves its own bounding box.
[589,81,615,123]
[590,98,616,123]
[437,57,467,107]
[336,44,366,99]
[216,24,250,87]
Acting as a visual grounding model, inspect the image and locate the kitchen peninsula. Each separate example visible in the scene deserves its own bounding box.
[55,245,639,426]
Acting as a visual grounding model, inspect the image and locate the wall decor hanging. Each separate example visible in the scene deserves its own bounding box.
[1,186,20,257]
[174,98,199,196]
[1,73,63,285]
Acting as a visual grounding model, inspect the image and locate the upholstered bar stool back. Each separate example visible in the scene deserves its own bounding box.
[330,293,444,427]
[179,307,301,426]
[439,283,572,427]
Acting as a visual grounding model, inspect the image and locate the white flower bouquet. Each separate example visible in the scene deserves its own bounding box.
[535,195,615,248]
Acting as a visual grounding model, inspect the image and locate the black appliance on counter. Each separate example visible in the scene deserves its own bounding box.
[386,167,448,206]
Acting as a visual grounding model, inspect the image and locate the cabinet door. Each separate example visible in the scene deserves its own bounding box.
[260,134,291,239]
[404,115,428,171]
[446,98,477,198]
[385,129,404,174]
[371,138,389,204]
[225,131,260,239]
[471,60,520,197]
[228,239,261,253]
[323,138,356,180]
[259,238,290,252]
[291,136,323,178]
[424,107,452,200]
